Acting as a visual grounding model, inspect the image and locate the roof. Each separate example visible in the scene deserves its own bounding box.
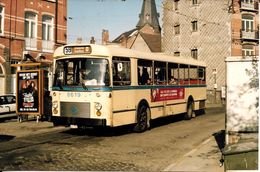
[139,32,161,52]
[54,44,206,67]
[112,28,138,43]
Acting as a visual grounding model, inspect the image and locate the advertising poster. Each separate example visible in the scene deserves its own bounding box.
[151,88,185,102]
[17,70,40,113]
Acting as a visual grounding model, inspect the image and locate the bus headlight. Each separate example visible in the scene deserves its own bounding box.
[95,102,102,111]
[53,101,58,109]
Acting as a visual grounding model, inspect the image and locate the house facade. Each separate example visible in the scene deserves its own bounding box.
[0,0,67,95]
[162,0,259,103]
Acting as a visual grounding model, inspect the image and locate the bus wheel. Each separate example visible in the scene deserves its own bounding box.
[133,105,149,133]
[185,100,194,120]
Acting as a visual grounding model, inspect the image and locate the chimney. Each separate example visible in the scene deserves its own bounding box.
[102,29,109,45]
[90,36,95,44]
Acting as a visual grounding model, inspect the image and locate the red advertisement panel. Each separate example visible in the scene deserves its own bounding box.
[151,88,185,102]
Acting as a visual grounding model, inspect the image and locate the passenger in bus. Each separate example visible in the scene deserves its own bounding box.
[169,77,177,85]
[141,67,149,85]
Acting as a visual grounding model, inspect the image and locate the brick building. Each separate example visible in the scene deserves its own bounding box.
[162,0,259,103]
[112,0,161,52]
[0,0,67,94]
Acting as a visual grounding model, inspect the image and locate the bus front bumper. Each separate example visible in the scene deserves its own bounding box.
[52,116,107,127]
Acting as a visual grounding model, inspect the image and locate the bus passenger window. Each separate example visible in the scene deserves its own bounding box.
[168,63,179,85]
[137,59,153,85]
[112,57,131,86]
[189,65,199,85]
[154,61,166,85]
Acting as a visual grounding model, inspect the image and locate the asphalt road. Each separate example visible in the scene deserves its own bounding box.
[0,107,225,171]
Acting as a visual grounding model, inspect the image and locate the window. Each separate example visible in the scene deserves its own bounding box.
[25,12,37,38]
[168,63,179,85]
[191,21,198,32]
[42,15,53,41]
[112,57,131,86]
[242,44,255,56]
[138,59,152,85]
[154,61,166,85]
[191,49,198,59]
[24,12,37,50]
[242,14,254,32]
[0,6,4,35]
[174,51,180,56]
[174,24,180,35]
[192,0,198,5]
[42,15,54,52]
[179,64,189,85]
[174,0,179,10]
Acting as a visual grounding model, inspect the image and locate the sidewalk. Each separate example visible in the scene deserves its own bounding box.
[0,118,64,138]
[164,135,224,172]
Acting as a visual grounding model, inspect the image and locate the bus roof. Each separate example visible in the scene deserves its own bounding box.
[54,44,206,67]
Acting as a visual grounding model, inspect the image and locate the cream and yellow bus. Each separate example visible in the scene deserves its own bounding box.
[51,44,206,132]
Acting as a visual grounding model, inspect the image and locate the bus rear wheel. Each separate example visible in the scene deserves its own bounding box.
[133,105,149,133]
[185,100,194,120]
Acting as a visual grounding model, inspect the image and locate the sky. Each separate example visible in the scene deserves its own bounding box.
[67,0,163,44]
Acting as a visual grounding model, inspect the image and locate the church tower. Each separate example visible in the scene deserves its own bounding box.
[136,0,161,32]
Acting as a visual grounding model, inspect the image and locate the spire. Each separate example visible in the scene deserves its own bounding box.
[136,0,161,32]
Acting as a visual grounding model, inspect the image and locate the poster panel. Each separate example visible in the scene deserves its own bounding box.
[151,88,185,102]
[17,70,40,113]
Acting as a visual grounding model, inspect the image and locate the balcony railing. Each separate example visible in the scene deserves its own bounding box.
[241,29,259,41]
[240,1,258,12]
[25,38,37,50]
[42,40,54,52]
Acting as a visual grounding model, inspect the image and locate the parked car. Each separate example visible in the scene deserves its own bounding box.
[0,95,17,120]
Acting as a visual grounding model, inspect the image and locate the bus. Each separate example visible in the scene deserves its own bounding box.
[51,44,206,132]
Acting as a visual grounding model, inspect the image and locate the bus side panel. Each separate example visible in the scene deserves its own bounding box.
[112,89,136,127]
[166,100,187,116]
[185,87,207,110]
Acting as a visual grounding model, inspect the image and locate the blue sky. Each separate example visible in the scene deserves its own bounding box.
[67,0,163,44]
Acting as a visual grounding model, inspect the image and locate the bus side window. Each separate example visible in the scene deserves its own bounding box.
[138,59,153,85]
[154,61,166,85]
[189,65,199,85]
[168,63,179,85]
[112,57,131,86]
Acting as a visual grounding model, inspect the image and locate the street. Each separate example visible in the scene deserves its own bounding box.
[0,106,225,171]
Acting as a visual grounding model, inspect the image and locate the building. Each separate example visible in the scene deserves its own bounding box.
[0,0,67,95]
[112,0,162,52]
[162,0,259,103]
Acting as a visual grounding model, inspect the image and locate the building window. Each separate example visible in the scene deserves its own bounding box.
[192,0,198,5]
[242,14,254,32]
[191,49,198,59]
[242,44,255,56]
[191,21,198,32]
[42,15,54,52]
[174,24,180,35]
[174,0,179,10]
[0,6,4,35]
[174,51,180,56]
[24,11,37,50]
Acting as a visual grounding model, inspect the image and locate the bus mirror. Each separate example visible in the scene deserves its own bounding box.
[117,63,123,72]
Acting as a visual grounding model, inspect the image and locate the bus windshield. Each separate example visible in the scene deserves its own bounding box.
[53,58,110,87]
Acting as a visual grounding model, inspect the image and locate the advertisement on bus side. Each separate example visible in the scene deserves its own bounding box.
[151,88,185,102]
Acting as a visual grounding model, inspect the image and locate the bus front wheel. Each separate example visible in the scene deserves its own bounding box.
[133,105,150,133]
